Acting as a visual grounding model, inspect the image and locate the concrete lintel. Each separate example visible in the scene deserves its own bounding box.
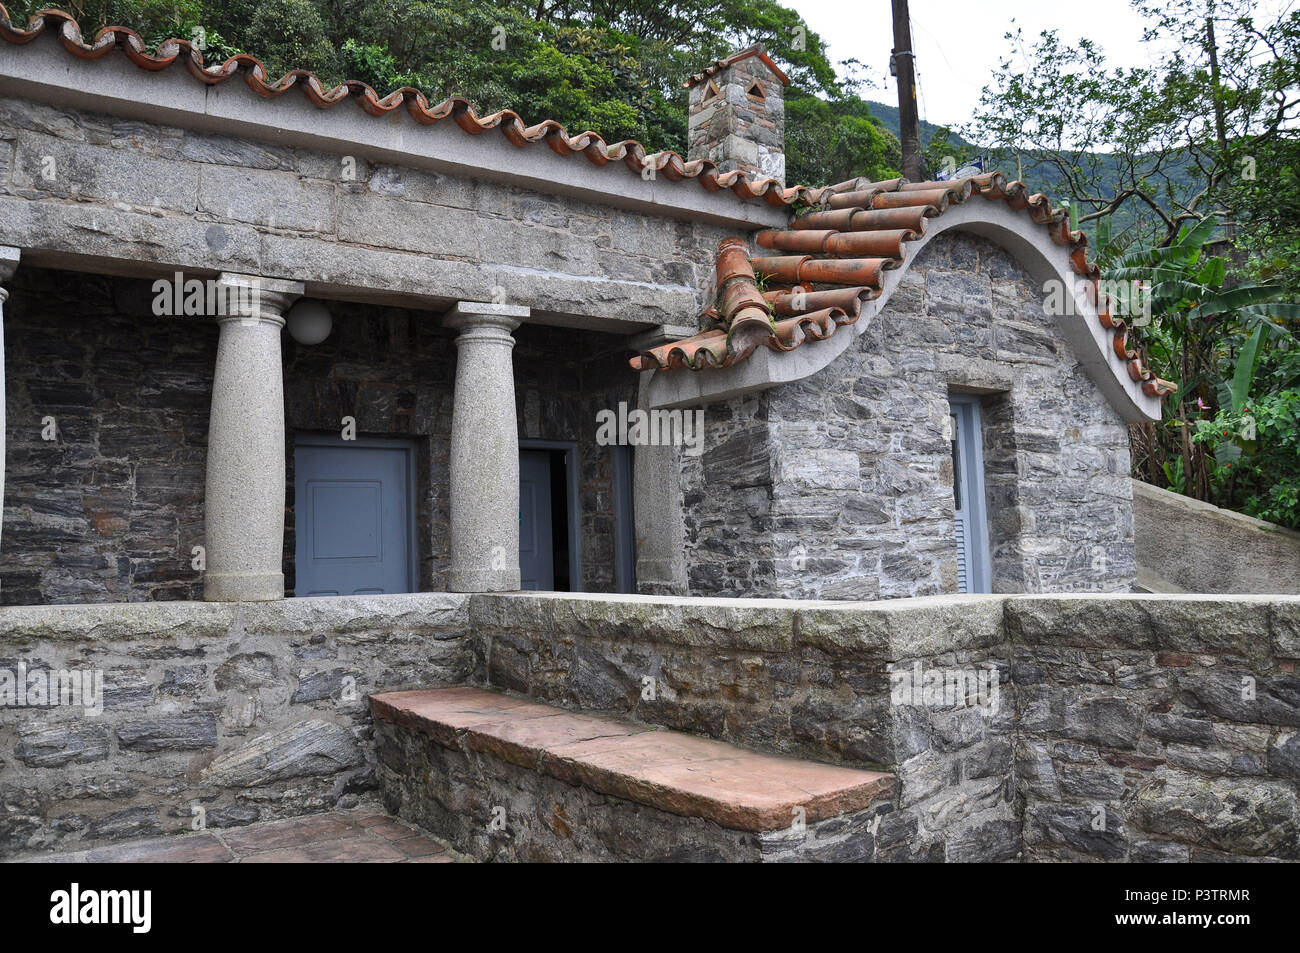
[0,36,790,231]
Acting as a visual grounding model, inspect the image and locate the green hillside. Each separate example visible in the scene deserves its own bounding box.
[863,99,1199,242]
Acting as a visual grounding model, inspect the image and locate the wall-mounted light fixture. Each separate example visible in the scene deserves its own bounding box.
[286,299,333,345]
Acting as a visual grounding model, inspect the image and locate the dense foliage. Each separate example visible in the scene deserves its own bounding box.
[970,0,1300,528]
[1,0,901,185]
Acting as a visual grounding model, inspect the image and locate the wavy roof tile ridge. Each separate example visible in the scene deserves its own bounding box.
[631,171,1177,401]
[0,8,1178,400]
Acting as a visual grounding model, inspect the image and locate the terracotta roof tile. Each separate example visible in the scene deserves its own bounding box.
[682,43,791,89]
[631,171,1177,401]
[0,7,811,207]
[0,8,1176,402]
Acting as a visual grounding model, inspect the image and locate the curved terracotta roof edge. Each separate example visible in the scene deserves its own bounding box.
[632,171,1177,402]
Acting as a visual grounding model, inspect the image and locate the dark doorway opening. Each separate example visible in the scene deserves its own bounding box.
[518,442,581,591]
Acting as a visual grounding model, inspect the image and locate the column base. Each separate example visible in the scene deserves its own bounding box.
[204,571,284,602]
[447,568,521,593]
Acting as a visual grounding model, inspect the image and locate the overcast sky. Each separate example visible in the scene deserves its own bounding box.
[785,0,1283,130]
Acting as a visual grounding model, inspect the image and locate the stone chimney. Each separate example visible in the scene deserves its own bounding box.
[685,44,790,186]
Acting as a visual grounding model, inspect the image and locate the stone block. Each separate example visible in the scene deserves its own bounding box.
[117,714,218,751]
[198,163,336,233]
[202,720,364,787]
[1133,768,1299,857]
[14,722,110,767]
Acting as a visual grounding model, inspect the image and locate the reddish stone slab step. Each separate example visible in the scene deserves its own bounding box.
[371,687,895,834]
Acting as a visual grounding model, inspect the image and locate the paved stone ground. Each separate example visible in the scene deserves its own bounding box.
[7,805,464,863]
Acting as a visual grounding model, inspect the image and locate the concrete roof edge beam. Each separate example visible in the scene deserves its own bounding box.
[0,38,789,231]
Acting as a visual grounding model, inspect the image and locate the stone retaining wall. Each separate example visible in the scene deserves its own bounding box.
[471,591,1299,861]
[0,595,470,854]
[1007,596,1300,860]
[1132,479,1300,594]
[2,590,1297,860]
[472,591,1018,861]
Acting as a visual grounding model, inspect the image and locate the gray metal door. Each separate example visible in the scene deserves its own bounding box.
[294,436,416,596]
[519,449,554,590]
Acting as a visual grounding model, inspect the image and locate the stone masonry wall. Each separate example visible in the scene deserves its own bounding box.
[1,267,215,605]
[678,391,778,596]
[471,591,1300,862]
[3,266,634,603]
[1008,596,1300,861]
[0,595,470,856]
[680,232,1137,601]
[473,591,1019,862]
[2,591,1296,860]
[0,97,733,329]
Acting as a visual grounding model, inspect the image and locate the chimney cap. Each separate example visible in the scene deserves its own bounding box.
[683,43,791,90]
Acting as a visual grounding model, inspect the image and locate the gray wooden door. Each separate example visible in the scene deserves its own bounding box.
[519,449,554,590]
[294,436,416,596]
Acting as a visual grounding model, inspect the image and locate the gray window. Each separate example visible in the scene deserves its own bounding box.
[949,396,992,594]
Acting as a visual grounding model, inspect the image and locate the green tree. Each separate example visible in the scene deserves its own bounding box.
[1103,216,1300,518]
[967,1,1300,246]
[786,95,900,187]
[245,0,339,77]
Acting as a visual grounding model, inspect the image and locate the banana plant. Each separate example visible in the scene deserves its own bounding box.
[1098,212,1297,500]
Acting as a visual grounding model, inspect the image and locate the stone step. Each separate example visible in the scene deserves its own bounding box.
[370,686,897,862]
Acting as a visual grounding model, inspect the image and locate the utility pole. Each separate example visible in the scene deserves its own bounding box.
[891,0,923,181]
[1205,1,1237,243]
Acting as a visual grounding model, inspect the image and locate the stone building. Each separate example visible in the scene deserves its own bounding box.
[0,14,1173,608]
[5,12,1297,870]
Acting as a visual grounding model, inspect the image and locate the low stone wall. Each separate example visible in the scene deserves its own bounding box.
[1008,595,1300,861]
[470,591,1020,862]
[0,595,469,855]
[3,589,1297,861]
[1132,479,1300,594]
[470,591,1300,861]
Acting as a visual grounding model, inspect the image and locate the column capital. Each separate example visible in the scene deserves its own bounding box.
[444,301,528,336]
[215,273,303,327]
[0,246,20,287]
